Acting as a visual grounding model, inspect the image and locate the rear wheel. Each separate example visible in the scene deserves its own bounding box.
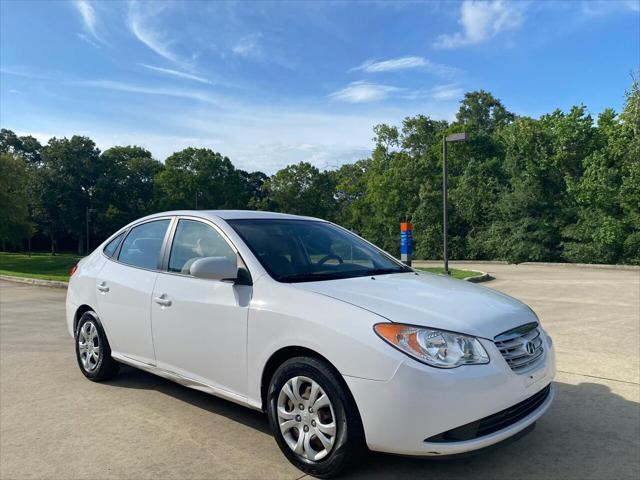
[267,356,364,478]
[75,311,119,381]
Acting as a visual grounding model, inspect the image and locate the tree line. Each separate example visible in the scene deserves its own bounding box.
[1,79,638,265]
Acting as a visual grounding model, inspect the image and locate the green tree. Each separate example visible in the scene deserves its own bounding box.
[485,117,562,262]
[562,109,627,263]
[0,153,34,248]
[446,91,512,258]
[619,77,640,264]
[240,170,269,208]
[333,159,370,231]
[261,162,337,219]
[38,136,102,253]
[562,76,639,265]
[156,148,249,210]
[94,146,164,238]
[456,90,514,134]
[1,81,635,266]
[342,116,447,256]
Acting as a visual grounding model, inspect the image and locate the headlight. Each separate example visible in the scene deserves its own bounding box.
[374,323,489,368]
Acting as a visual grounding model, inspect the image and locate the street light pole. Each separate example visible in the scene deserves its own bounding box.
[86,206,90,255]
[442,132,468,275]
[442,137,448,275]
[86,207,95,255]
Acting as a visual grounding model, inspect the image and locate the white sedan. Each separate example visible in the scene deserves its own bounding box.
[66,210,555,478]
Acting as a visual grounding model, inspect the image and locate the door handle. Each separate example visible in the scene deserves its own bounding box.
[154,294,172,307]
[97,282,110,293]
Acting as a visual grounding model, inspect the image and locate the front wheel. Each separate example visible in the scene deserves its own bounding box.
[75,311,119,381]
[267,357,364,478]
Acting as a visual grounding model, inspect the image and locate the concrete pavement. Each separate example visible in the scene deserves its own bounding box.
[1,263,639,479]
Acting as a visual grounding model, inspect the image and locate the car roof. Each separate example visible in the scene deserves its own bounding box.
[144,210,326,222]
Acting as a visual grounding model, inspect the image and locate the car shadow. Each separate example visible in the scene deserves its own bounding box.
[104,365,271,435]
[344,381,639,480]
[105,370,639,480]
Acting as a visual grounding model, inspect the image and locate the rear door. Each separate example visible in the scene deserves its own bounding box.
[95,218,172,365]
[151,218,251,397]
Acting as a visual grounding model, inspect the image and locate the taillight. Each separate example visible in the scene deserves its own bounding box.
[69,265,78,276]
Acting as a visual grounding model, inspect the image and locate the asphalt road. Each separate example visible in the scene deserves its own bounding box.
[1,263,639,480]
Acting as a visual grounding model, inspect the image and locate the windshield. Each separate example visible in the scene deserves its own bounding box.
[227,219,411,283]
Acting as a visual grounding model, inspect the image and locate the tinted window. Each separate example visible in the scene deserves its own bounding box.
[227,219,410,283]
[168,219,236,274]
[118,220,170,269]
[103,232,125,258]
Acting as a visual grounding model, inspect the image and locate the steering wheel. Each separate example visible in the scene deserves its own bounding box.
[317,253,343,265]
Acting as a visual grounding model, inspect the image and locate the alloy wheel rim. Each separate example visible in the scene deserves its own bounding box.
[78,320,100,372]
[276,375,337,461]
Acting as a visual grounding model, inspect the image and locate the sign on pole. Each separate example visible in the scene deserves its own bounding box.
[400,222,413,266]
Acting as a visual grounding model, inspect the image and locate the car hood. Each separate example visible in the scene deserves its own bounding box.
[292,271,537,339]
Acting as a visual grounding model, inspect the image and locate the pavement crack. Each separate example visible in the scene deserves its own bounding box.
[557,369,639,386]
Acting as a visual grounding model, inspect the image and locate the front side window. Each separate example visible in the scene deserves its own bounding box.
[118,219,170,269]
[168,219,237,274]
[227,219,410,282]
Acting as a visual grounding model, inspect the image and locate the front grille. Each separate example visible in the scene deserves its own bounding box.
[494,322,544,373]
[425,383,551,443]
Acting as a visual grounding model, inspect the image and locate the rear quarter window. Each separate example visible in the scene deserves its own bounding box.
[103,232,125,258]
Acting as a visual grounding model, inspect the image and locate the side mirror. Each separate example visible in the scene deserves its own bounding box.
[189,256,238,282]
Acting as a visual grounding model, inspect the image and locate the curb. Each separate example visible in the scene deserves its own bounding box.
[0,275,68,289]
[520,261,639,271]
[413,260,639,271]
[414,267,494,283]
[464,271,494,283]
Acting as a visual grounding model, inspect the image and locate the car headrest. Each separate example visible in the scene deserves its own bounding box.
[132,237,163,252]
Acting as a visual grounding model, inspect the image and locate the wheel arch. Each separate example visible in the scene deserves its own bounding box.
[259,345,362,422]
[73,304,96,333]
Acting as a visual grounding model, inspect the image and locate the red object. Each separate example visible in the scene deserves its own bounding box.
[400,222,413,231]
[69,264,78,276]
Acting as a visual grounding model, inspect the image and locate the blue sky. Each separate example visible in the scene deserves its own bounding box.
[1,1,638,174]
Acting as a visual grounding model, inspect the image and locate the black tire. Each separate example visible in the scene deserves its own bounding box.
[74,311,119,381]
[267,356,365,478]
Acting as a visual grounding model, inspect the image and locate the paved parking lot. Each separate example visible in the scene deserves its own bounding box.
[1,263,639,480]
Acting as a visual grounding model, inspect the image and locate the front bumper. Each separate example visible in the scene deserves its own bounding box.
[344,334,556,456]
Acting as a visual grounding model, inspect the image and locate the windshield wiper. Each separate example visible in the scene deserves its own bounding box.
[278,272,347,283]
[365,267,409,276]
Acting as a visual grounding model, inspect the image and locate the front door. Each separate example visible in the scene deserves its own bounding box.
[151,218,250,397]
[95,218,171,365]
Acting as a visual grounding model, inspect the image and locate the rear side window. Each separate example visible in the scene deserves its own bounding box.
[103,232,125,258]
[168,219,236,274]
[118,219,170,270]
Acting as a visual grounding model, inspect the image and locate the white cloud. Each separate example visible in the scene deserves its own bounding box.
[5,97,459,174]
[73,1,100,41]
[232,33,263,58]
[401,84,464,101]
[13,130,57,144]
[581,0,640,16]
[127,2,182,64]
[0,66,53,80]
[329,81,399,103]
[139,64,212,85]
[353,56,459,76]
[434,0,524,49]
[69,80,221,105]
[76,32,100,49]
[627,0,640,12]
[357,56,427,72]
[429,84,465,101]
